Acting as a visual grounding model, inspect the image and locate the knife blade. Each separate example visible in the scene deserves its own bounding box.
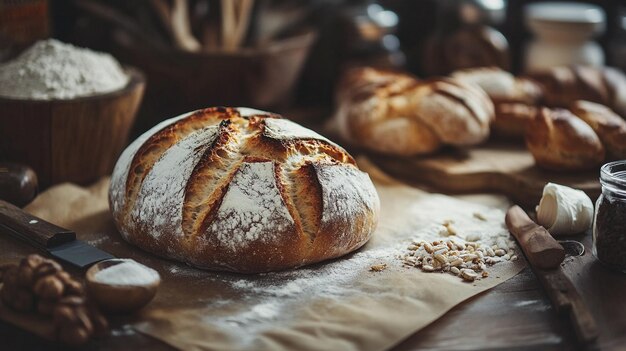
[506,205,599,344]
[0,199,114,268]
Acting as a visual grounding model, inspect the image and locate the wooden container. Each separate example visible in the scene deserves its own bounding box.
[85,259,160,314]
[0,68,145,189]
[112,30,316,134]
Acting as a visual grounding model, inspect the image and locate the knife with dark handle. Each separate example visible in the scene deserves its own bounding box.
[0,199,114,268]
[506,205,599,344]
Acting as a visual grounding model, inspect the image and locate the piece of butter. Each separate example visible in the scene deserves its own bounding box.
[536,183,594,236]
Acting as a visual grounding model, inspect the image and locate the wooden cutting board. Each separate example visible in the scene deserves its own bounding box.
[368,141,601,207]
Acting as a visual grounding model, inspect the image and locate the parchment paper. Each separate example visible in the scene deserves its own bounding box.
[0,162,525,351]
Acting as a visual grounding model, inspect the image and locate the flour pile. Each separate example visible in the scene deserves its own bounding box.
[94,259,160,286]
[0,39,129,100]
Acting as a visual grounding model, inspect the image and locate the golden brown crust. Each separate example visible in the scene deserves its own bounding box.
[452,67,543,105]
[527,66,626,117]
[525,107,605,171]
[450,67,544,140]
[413,78,494,145]
[493,103,537,139]
[333,67,494,155]
[335,66,418,103]
[570,100,626,160]
[109,107,379,273]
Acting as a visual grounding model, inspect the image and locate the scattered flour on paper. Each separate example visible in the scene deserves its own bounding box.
[212,162,293,250]
[225,303,281,326]
[168,192,520,346]
[204,245,398,337]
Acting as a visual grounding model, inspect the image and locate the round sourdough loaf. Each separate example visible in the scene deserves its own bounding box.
[109,107,380,273]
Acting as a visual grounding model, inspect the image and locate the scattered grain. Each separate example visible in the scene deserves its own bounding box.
[369,264,387,272]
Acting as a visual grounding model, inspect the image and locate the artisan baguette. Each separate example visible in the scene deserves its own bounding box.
[493,103,537,138]
[570,100,626,160]
[452,67,543,105]
[525,107,605,171]
[452,67,542,138]
[334,67,494,156]
[528,66,626,117]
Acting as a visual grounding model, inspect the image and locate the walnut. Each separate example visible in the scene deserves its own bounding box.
[0,263,17,282]
[37,299,57,316]
[54,305,92,346]
[56,271,84,296]
[53,296,109,345]
[33,260,62,281]
[1,265,35,312]
[1,285,34,312]
[33,275,65,300]
[17,254,46,287]
[0,255,108,345]
[1,265,19,287]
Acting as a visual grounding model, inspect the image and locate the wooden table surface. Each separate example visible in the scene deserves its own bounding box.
[1,233,624,351]
[1,112,624,350]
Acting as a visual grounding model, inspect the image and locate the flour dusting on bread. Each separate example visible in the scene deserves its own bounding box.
[318,164,378,221]
[263,118,334,144]
[212,161,293,250]
[109,111,194,220]
[109,107,380,272]
[131,126,219,245]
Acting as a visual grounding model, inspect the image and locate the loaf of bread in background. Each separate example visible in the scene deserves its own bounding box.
[109,107,380,273]
[570,100,626,160]
[452,67,543,105]
[452,67,543,138]
[334,67,494,156]
[527,66,626,118]
[335,66,417,103]
[333,67,438,156]
[525,107,605,171]
[493,103,538,139]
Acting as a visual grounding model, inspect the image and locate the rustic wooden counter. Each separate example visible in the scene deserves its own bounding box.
[1,111,623,350]
[1,233,623,351]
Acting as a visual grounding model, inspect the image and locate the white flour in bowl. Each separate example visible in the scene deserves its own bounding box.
[94,259,160,286]
[0,39,129,100]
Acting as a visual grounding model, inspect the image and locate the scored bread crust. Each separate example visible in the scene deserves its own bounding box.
[451,67,543,139]
[452,67,543,105]
[333,67,494,156]
[570,100,626,160]
[525,107,605,171]
[527,66,626,117]
[109,107,380,273]
[492,103,537,138]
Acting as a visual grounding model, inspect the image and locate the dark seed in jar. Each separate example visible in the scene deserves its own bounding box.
[595,196,626,270]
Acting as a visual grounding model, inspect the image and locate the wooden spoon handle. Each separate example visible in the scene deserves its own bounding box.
[506,205,565,270]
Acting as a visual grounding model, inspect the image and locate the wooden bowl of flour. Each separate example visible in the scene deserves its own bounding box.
[0,68,145,189]
[86,259,160,314]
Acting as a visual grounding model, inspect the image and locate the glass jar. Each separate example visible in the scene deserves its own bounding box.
[593,161,626,273]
